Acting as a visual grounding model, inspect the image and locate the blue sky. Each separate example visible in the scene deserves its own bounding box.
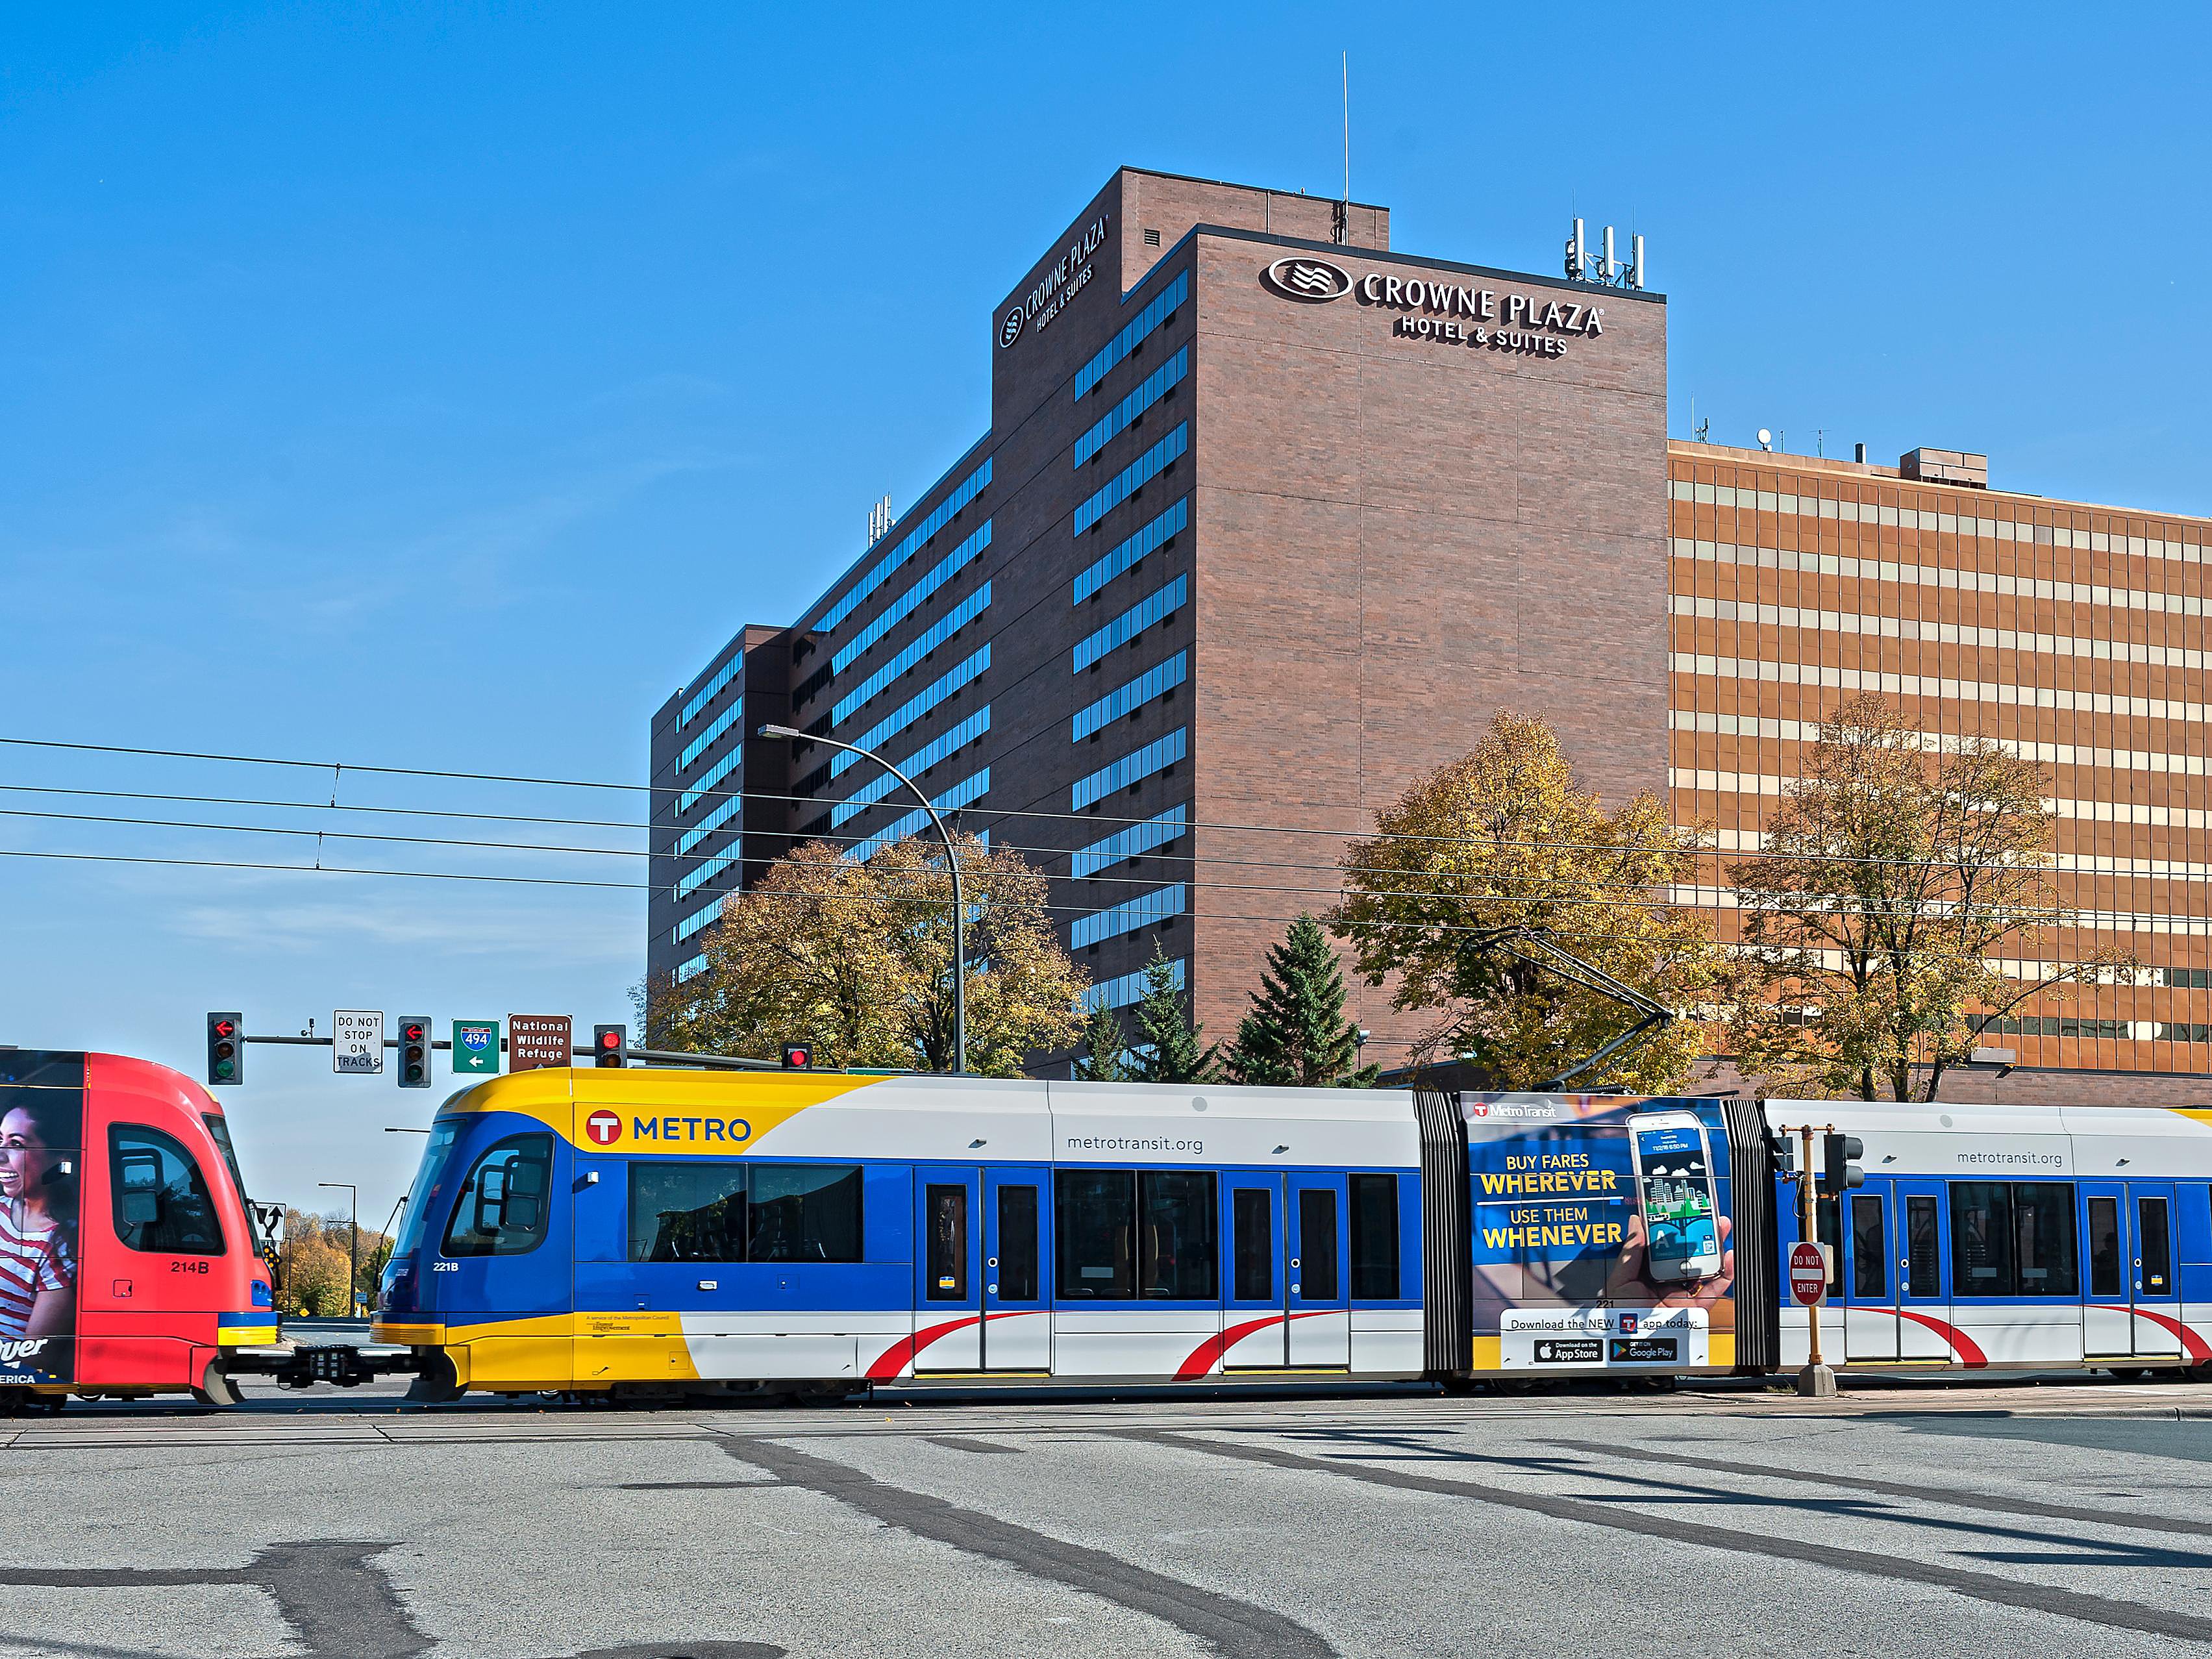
[3,3,2206,1217]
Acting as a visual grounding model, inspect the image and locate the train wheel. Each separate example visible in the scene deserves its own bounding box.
[191,1362,242,1408]
[2104,1367,2150,1381]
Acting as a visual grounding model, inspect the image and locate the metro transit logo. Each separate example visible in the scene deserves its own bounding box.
[584,1109,623,1147]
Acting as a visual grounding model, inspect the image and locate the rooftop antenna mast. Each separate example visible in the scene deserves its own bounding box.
[1332,52,1350,244]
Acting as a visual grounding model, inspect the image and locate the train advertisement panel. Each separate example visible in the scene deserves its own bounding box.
[0,1051,82,1387]
[1463,1095,1734,1372]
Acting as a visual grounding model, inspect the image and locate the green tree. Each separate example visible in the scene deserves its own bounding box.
[1226,914,1379,1088]
[1129,945,1219,1084]
[1726,693,2136,1103]
[639,834,1086,1076]
[1329,710,1720,1091]
[1071,1001,1132,1081]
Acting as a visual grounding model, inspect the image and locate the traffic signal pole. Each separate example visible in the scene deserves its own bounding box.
[1794,1121,1833,1397]
[229,1030,782,1069]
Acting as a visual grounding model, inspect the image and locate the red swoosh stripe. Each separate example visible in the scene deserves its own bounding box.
[1175,1310,1334,1380]
[1891,1306,1989,1367]
[2131,1307,2212,1363]
[864,1310,1038,1380]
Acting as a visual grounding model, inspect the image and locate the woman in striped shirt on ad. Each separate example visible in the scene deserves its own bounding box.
[0,1093,78,1353]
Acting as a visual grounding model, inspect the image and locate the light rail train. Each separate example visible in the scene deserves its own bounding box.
[368,1064,2212,1399]
[6,1050,2209,1408]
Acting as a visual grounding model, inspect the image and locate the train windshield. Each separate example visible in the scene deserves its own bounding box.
[201,1112,264,1250]
[393,1122,462,1258]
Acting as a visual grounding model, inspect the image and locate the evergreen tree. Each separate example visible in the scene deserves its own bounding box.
[1072,1001,1131,1082]
[1226,914,1380,1088]
[1129,944,1219,1084]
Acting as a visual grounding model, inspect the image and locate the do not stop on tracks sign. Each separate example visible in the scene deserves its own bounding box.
[1789,1241,1828,1306]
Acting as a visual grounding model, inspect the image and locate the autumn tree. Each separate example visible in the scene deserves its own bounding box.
[1329,711,1719,1091]
[1129,945,1220,1084]
[1726,693,2133,1103]
[640,834,1085,1076]
[1226,914,1378,1088]
[273,1208,392,1318]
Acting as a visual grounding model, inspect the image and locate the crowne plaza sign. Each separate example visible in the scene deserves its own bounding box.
[1261,254,1607,359]
[1000,214,1110,349]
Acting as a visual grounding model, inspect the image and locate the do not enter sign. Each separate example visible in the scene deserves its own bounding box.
[1789,1241,1828,1306]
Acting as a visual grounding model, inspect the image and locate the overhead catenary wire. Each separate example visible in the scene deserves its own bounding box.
[0,735,2158,880]
[0,834,2160,937]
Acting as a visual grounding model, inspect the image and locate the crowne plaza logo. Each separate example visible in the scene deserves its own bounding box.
[1262,256,1353,301]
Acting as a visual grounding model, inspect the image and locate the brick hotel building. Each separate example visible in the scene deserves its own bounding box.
[647,166,2212,1102]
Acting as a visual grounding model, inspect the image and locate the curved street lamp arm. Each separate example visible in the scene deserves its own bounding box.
[758,725,967,1073]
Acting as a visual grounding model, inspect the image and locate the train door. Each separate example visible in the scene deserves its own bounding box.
[1287,1173,1350,1368]
[914,1170,983,1371]
[982,1168,1049,1372]
[1841,1182,1898,1362]
[1894,1180,1951,1361]
[1223,1174,1287,1367]
[2085,1180,2181,1360]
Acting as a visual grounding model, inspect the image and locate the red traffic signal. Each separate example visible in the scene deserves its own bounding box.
[397,1014,431,1089]
[781,1043,812,1070]
[593,1024,628,1068]
[206,1012,244,1086]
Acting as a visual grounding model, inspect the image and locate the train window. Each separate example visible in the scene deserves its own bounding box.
[109,1125,226,1256]
[2086,1197,2122,1297]
[1055,1169,1136,1299]
[200,1115,262,1249]
[1949,1181,2078,1298]
[748,1165,862,1263]
[1850,1196,1887,1299]
[628,1162,746,1263]
[2012,1184,2077,1297]
[1906,1196,1941,1297]
[1949,1182,2014,1297]
[1138,1171,1217,1301]
[997,1185,1039,1301]
[1349,1173,1399,1300]
[925,1184,968,1301]
[1816,1195,1841,1297]
[2139,1197,2172,1295]
[444,1135,553,1257]
[1298,1188,1339,1301]
[1233,1188,1273,1301]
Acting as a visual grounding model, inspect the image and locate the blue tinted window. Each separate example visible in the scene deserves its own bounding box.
[819,460,991,634]
[1074,577,1184,672]
[1075,499,1185,604]
[1073,427,1186,536]
[1073,269,1188,401]
[832,708,991,828]
[1073,730,1184,810]
[849,769,989,864]
[1073,347,1187,468]
[1074,653,1185,740]
[834,584,992,727]
[832,521,992,675]
[1071,805,1186,877]
[1071,884,1186,949]
[835,646,989,778]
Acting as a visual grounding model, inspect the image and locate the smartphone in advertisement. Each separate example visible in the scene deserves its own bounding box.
[1626,1110,1721,1283]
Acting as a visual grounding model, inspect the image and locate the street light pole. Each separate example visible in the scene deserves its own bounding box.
[318,1182,358,1319]
[758,723,966,1074]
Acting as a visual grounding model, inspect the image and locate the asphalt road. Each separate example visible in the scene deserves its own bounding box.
[6,1378,2212,1658]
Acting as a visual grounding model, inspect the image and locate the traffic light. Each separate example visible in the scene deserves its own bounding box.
[1821,1132,1864,1194]
[206,1012,243,1087]
[781,1042,812,1070]
[593,1024,627,1068]
[397,1016,432,1088]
